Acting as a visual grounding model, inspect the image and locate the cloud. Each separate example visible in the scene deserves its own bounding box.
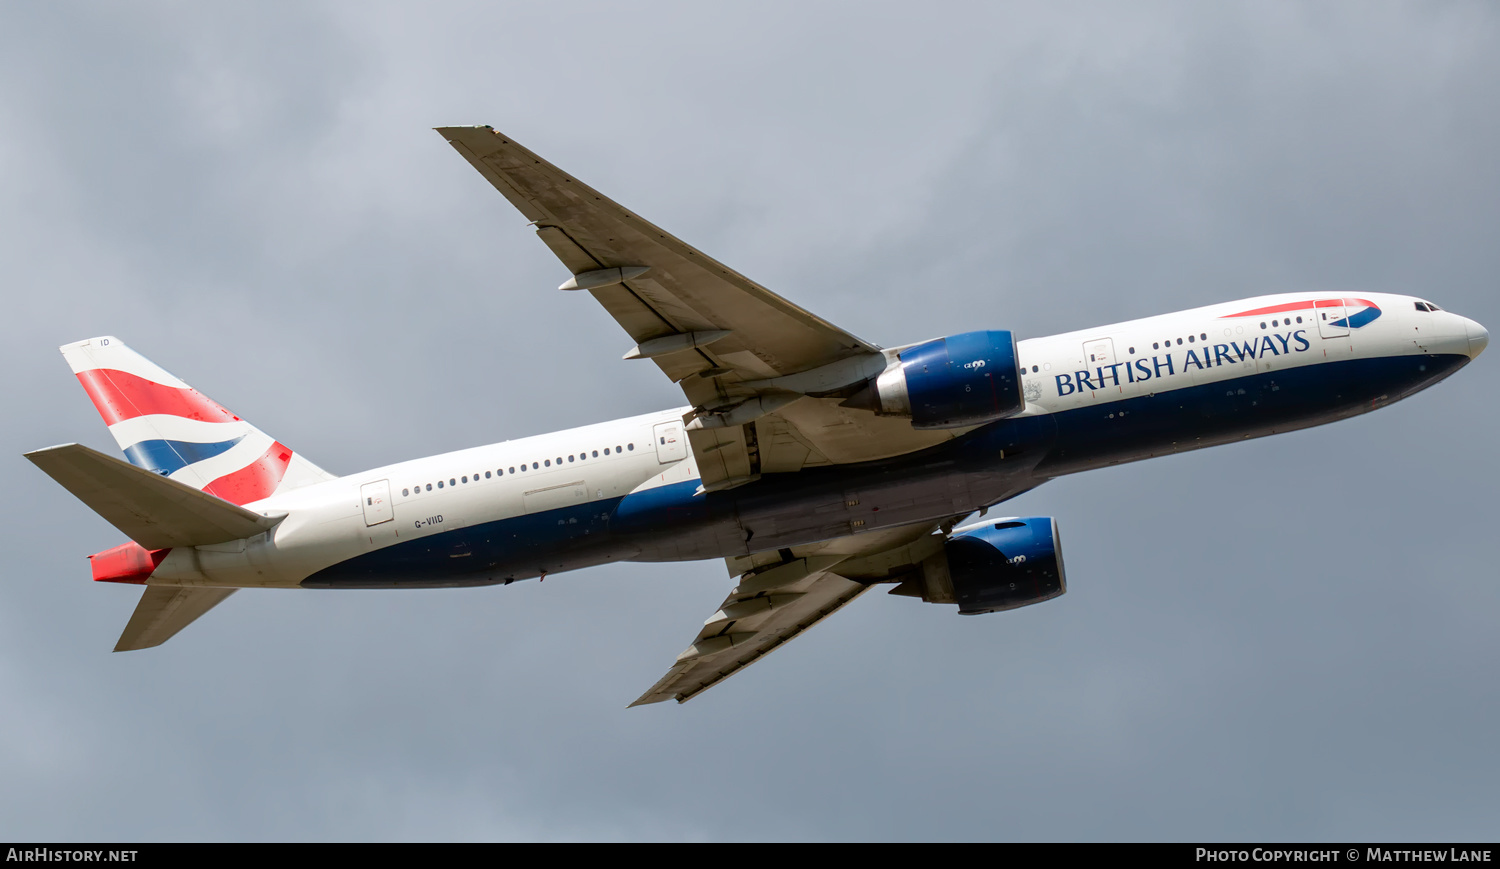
[3,1,1497,841]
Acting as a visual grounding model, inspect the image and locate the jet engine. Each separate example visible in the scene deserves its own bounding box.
[846,330,1025,429]
[892,516,1066,614]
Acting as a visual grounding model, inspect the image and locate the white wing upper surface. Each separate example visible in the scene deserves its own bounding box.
[437,126,958,492]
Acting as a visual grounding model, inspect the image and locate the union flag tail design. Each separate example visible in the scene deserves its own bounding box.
[60,336,336,506]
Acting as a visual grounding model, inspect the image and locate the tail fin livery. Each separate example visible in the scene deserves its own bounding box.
[60,337,335,505]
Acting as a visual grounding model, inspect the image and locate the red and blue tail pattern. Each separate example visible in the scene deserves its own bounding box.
[62,337,335,507]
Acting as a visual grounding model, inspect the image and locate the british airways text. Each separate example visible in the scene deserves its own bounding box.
[1055,330,1312,396]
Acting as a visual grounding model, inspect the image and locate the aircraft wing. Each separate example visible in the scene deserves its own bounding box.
[115,586,237,652]
[631,519,952,706]
[437,126,960,492]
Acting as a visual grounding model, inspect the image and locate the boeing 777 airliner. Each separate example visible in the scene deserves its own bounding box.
[26,126,1488,706]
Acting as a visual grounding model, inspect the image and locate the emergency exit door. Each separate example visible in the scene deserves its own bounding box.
[360,479,394,526]
[1316,299,1348,338]
[653,420,687,463]
[1082,337,1127,395]
[1083,337,1116,367]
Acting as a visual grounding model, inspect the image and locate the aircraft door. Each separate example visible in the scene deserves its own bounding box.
[1316,299,1348,338]
[1315,298,1355,356]
[1081,337,1129,396]
[653,420,687,463]
[360,479,394,526]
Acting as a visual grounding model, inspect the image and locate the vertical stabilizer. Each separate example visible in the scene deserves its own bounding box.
[60,336,335,505]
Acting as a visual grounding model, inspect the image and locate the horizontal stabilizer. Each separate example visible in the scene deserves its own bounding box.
[25,443,283,549]
[115,586,236,651]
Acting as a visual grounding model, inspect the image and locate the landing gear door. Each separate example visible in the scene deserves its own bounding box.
[653,421,687,463]
[1316,299,1348,338]
[360,479,394,526]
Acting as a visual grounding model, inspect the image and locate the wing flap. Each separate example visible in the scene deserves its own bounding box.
[26,443,282,549]
[114,586,236,651]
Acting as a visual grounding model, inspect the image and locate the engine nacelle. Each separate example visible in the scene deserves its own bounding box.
[946,517,1066,614]
[865,330,1025,429]
[889,517,1067,614]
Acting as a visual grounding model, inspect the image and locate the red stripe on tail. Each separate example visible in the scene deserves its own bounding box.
[203,441,293,506]
[76,369,239,426]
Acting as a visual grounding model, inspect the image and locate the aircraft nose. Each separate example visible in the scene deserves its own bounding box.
[1466,317,1488,359]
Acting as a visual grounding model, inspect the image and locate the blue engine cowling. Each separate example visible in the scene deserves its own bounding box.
[944,517,1066,615]
[871,330,1024,429]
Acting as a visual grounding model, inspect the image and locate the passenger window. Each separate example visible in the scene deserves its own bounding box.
[402,488,409,497]
[532,462,538,470]
[627,444,633,451]
[545,459,551,467]
[508,467,515,474]
[1188,335,1195,343]
[593,450,599,457]
[603,448,610,455]
[1176,338,1182,345]
[426,483,432,491]
[485,471,491,479]
[616,445,623,452]
[1296,317,1302,323]
[568,455,575,462]
[1200,333,1207,340]
[449,478,456,486]
[438,481,444,489]
[556,457,562,464]
[1127,348,1134,355]
[462,476,468,483]
[1153,342,1159,350]
[1261,322,1268,329]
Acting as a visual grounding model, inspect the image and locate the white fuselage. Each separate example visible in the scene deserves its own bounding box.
[146,291,1485,590]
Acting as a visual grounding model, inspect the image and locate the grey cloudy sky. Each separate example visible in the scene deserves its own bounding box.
[2,1,1497,841]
